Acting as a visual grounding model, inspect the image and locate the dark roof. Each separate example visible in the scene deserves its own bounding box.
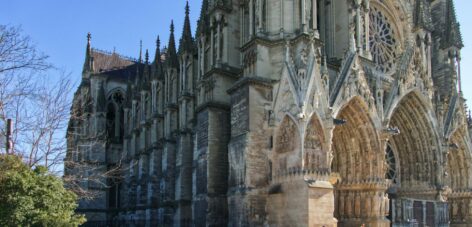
[91,48,137,73]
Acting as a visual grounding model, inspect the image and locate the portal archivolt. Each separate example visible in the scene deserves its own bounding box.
[331,97,388,225]
[446,128,472,191]
[331,97,383,181]
[388,91,441,196]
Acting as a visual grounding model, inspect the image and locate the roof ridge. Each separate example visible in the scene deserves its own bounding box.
[91,48,139,63]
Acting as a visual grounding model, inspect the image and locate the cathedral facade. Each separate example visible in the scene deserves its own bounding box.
[65,0,472,226]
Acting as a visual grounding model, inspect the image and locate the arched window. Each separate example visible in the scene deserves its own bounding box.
[106,103,116,140]
[106,91,124,143]
[385,143,397,183]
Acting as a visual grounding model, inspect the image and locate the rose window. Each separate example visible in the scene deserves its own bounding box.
[369,7,398,74]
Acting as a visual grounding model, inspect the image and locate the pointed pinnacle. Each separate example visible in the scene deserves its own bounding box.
[185,1,190,15]
[170,20,175,34]
[139,40,143,63]
[154,36,162,64]
[145,49,149,64]
[323,56,328,73]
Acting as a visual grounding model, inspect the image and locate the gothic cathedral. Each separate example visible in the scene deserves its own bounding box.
[65,0,471,226]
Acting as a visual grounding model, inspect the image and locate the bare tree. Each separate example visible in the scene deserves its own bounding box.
[0,24,131,199]
[0,25,50,74]
[0,24,71,173]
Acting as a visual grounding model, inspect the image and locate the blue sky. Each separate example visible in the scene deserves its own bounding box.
[1,0,472,107]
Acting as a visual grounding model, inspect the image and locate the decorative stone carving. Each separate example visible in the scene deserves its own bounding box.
[275,117,298,154]
[284,40,321,111]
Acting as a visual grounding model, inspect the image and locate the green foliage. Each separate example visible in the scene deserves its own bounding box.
[0,155,86,227]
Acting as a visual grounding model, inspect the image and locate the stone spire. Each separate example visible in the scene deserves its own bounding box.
[153,36,164,80]
[179,1,195,54]
[136,41,143,86]
[166,21,179,68]
[138,40,143,63]
[443,0,463,48]
[414,0,433,31]
[154,36,161,64]
[83,32,94,73]
[143,49,151,89]
[196,0,210,36]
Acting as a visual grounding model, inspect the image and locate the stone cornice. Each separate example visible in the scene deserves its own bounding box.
[196,101,230,113]
[227,76,276,94]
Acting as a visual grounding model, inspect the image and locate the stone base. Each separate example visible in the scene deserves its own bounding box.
[338,218,390,227]
[267,179,337,227]
[451,222,472,227]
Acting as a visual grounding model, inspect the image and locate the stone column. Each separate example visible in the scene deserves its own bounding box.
[216,19,222,63]
[363,0,372,59]
[335,182,390,227]
[450,193,472,226]
[162,139,176,226]
[175,131,193,226]
[313,0,319,36]
[354,0,362,54]
[301,0,307,32]
[249,0,254,38]
[193,105,230,227]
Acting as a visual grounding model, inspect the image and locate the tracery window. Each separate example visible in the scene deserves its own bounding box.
[369,6,398,74]
[107,91,124,143]
[385,144,397,183]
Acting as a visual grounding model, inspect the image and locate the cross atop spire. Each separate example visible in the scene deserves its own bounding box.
[83,32,93,74]
[87,32,91,46]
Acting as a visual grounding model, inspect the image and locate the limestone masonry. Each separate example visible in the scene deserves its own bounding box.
[65,0,472,226]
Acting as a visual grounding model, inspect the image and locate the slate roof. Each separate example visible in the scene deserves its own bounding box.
[91,48,137,73]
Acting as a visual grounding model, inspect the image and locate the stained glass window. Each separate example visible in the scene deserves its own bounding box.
[369,7,398,74]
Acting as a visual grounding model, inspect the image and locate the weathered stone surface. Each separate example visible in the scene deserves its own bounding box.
[65,0,471,226]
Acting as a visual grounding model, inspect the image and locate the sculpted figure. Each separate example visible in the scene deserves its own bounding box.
[384,193,390,216]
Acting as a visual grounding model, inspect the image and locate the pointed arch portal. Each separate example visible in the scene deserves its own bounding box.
[388,92,441,197]
[387,91,449,225]
[331,97,389,226]
[447,127,472,224]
